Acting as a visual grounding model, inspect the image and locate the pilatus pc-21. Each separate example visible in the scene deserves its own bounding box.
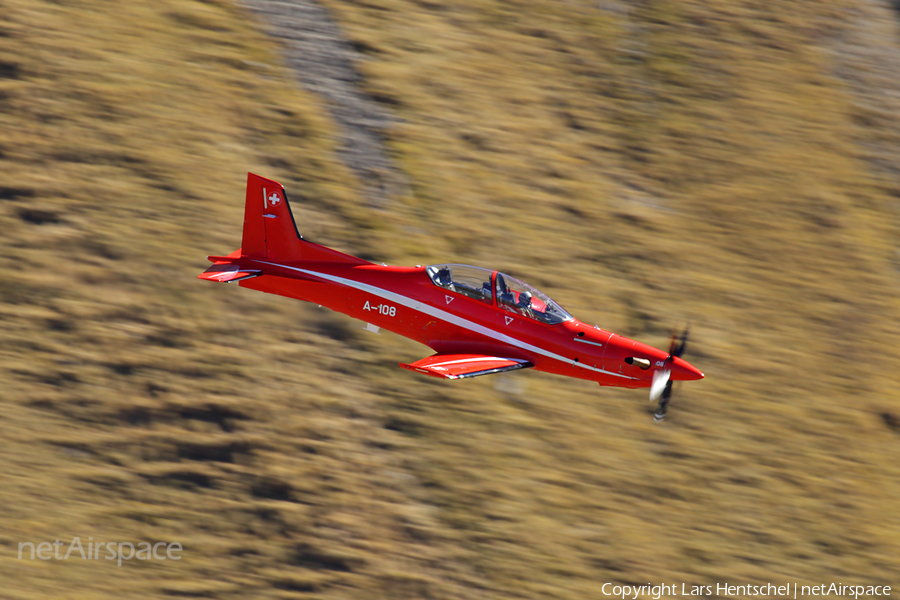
[200,174,704,420]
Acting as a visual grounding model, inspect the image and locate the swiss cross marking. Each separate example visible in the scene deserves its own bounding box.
[263,187,283,209]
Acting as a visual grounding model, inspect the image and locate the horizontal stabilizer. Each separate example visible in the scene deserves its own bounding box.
[198,263,262,284]
[400,354,533,380]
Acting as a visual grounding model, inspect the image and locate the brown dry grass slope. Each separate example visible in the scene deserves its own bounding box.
[1,0,899,598]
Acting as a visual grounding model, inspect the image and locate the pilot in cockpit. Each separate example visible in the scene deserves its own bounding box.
[517,291,535,318]
[436,267,454,290]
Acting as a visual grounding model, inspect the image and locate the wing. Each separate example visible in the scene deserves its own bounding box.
[198,262,262,283]
[400,354,533,380]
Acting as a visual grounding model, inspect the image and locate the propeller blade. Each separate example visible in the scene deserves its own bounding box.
[654,380,674,421]
[650,368,671,402]
[669,326,689,358]
[656,326,689,421]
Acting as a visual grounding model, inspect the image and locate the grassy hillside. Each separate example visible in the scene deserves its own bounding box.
[1,0,899,598]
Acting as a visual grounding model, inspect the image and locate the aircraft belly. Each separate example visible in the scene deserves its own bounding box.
[239,274,315,302]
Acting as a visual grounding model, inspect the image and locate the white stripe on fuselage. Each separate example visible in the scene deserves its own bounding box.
[255,261,636,380]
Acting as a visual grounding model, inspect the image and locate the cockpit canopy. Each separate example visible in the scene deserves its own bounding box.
[426,264,493,304]
[426,264,573,325]
[494,272,573,325]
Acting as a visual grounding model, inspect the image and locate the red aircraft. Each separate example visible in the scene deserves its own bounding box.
[200,174,704,420]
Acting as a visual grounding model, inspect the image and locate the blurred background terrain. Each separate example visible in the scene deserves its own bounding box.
[1,0,899,598]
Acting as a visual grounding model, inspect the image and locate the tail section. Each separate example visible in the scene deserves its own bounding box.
[239,173,369,264]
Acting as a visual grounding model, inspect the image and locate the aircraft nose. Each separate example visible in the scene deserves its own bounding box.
[671,356,704,381]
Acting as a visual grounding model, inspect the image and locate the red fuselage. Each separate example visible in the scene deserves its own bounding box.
[236,260,704,388]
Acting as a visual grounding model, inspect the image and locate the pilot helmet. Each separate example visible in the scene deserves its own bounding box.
[519,291,532,307]
[437,267,452,285]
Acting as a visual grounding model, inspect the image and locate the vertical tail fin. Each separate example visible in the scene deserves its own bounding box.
[240,173,370,264]
[240,172,296,260]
